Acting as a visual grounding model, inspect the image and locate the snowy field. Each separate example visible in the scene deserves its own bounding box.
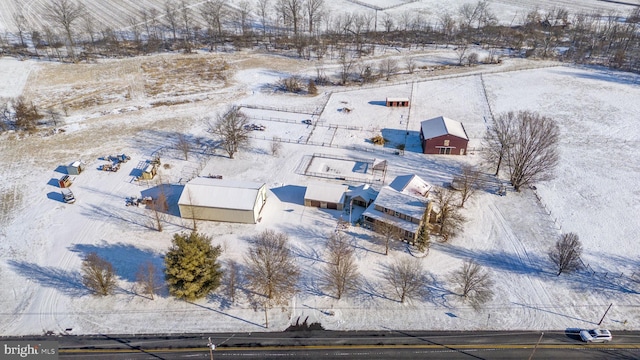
[0,0,638,34]
[1,44,640,336]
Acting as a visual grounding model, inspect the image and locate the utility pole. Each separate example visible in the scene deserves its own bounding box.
[598,303,613,326]
[207,337,215,360]
[349,198,353,224]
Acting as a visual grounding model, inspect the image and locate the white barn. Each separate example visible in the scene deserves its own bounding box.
[178,177,267,224]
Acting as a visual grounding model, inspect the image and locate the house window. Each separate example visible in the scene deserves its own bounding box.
[444,140,450,146]
[439,147,452,154]
[395,211,400,217]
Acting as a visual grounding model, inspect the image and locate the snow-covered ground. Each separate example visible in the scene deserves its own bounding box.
[0,45,639,336]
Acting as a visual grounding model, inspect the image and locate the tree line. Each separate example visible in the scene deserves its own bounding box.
[3,0,640,73]
[81,226,585,320]
[81,229,497,317]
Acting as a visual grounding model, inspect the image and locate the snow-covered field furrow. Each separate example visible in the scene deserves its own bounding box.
[1,0,638,34]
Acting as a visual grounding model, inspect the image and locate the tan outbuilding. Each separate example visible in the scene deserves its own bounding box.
[178,177,267,224]
[304,182,348,210]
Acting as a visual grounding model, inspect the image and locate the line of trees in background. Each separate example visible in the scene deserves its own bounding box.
[2,0,640,74]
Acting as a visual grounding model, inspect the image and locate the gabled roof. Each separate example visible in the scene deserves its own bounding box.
[388,174,432,197]
[347,184,377,203]
[420,116,469,140]
[178,177,265,211]
[361,186,428,234]
[365,186,428,220]
[304,182,348,204]
[362,204,420,234]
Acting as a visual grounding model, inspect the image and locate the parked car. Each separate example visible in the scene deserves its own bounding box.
[62,189,76,204]
[580,329,612,343]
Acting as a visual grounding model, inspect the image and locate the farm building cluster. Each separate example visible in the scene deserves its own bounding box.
[177,172,437,244]
[48,91,473,245]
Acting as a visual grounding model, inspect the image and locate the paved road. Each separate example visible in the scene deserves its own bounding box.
[4,330,640,359]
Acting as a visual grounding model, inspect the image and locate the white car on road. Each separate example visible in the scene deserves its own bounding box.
[580,329,612,343]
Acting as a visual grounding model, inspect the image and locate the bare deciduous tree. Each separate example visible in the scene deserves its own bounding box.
[176,133,191,160]
[236,1,252,37]
[453,165,481,207]
[485,111,559,191]
[135,261,162,300]
[245,229,300,301]
[270,137,282,156]
[208,107,250,159]
[323,232,359,299]
[383,257,427,303]
[43,0,85,61]
[44,108,62,127]
[438,12,456,45]
[549,232,582,276]
[150,189,168,232]
[276,0,304,35]
[379,58,398,81]
[506,111,560,191]
[81,252,117,296]
[482,111,514,176]
[404,55,416,74]
[467,52,479,66]
[11,4,28,48]
[455,42,469,66]
[81,14,96,52]
[182,188,198,231]
[338,50,355,85]
[382,13,394,32]
[13,97,42,131]
[458,0,495,31]
[164,1,179,42]
[433,187,465,241]
[305,0,325,34]
[224,260,240,302]
[201,0,227,51]
[179,0,193,52]
[256,0,271,37]
[450,260,494,310]
[277,75,304,92]
[374,215,401,255]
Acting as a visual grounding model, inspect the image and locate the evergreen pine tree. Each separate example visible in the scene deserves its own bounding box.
[415,208,431,253]
[165,232,223,301]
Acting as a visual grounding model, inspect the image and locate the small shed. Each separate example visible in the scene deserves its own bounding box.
[140,164,157,180]
[420,116,469,155]
[58,175,72,188]
[386,97,410,107]
[67,161,84,175]
[304,182,348,210]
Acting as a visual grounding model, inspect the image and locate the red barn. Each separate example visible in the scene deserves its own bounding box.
[420,116,469,155]
[386,97,410,107]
